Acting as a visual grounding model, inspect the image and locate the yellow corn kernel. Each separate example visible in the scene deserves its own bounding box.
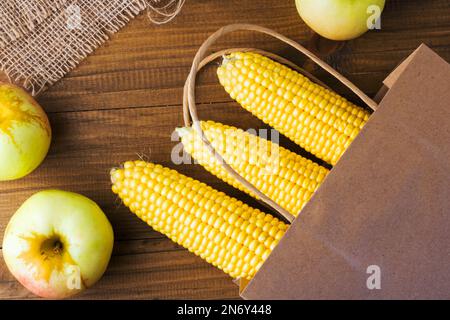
[218,52,371,165]
[177,120,329,217]
[111,160,287,280]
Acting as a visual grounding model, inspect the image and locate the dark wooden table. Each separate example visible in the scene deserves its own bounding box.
[1,0,449,299]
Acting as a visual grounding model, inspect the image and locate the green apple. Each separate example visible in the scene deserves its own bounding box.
[295,0,386,41]
[0,82,51,181]
[2,190,114,299]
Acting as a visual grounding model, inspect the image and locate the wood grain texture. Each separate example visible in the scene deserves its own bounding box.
[1,0,450,299]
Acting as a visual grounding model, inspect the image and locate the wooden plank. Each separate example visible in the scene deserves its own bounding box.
[36,0,450,113]
[1,0,450,300]
[0,248,240,300]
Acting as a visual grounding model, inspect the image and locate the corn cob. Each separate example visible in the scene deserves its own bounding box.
[111,160,288,280]
[217,52,371,165]
[177,120,329,217]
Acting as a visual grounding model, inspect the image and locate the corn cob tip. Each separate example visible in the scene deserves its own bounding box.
[221,54,238,67]
[175,126,192,138]
[110,168,119,183]
[110,164,130,186]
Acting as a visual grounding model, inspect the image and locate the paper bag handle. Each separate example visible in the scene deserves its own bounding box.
[183,24,378,223]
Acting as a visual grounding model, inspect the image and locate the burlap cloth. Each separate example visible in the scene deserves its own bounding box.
[0,0,185,95]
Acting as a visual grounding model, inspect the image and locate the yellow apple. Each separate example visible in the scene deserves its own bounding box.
[0,82,51,181]
[295,0,386,41]
[2,190,114,299]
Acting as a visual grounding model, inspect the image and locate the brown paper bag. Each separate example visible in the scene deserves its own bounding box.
[241,45,450,300]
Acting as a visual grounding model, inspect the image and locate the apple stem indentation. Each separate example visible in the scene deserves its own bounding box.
[40,236,64,259]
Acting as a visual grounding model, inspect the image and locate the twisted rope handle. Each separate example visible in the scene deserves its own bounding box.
[183,24,378,223]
